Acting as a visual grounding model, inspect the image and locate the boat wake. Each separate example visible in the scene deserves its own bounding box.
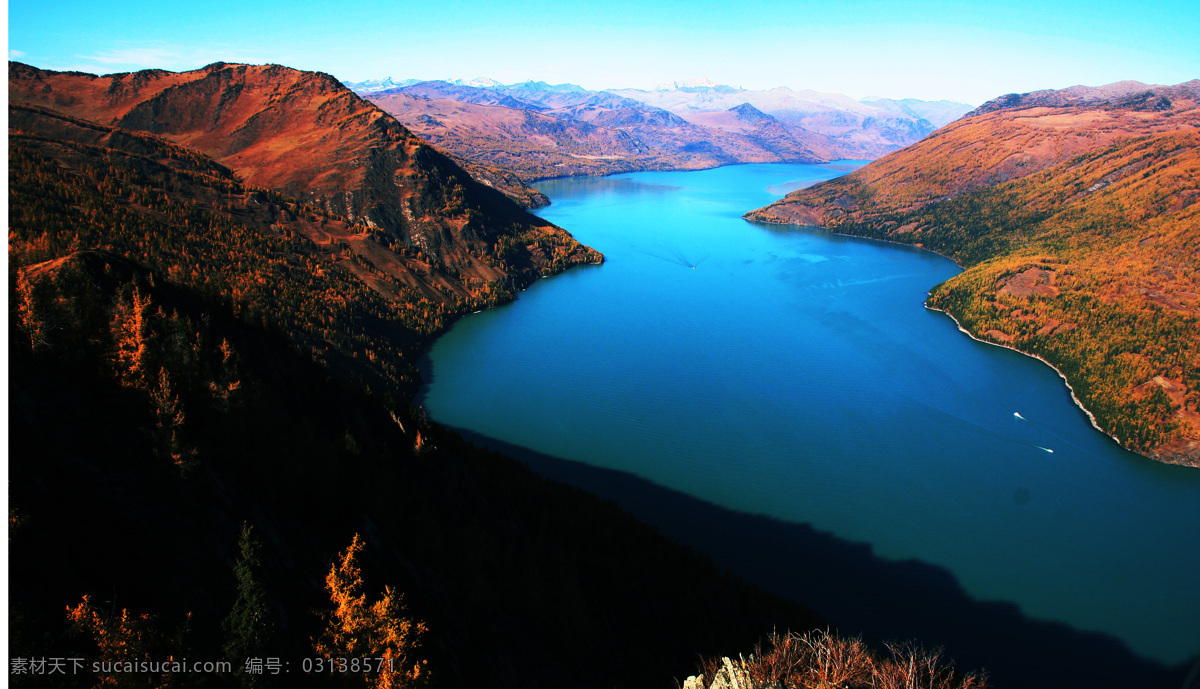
[633,244,708,270]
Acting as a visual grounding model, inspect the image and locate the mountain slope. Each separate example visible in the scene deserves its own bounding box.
[747,80,1200,465]
[9,61,594,301]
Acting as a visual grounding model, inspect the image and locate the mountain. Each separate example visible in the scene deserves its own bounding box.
[341,75,422,92]
[359,79,852,185]
[9,62,826,687]
[747,80,1200,466]
[728,102,775,124]
[493,79,593,105]
[609,84,973,158]
[348,78,971,188]
[365,88,660,180]
[964,80,1185,117]
[862,97,974,128]
[397,80,544,110]
[9,62,597,312]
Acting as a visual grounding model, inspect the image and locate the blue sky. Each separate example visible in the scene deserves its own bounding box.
[8,0,1198,105]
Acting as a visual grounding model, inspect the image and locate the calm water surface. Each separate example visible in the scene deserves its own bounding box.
[421,163,1200,666]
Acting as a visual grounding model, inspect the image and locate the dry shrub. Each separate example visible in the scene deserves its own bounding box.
[687,629,988,689]
[877,639,990,689]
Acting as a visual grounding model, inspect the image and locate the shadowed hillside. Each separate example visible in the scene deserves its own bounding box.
[8,71,827,688]
[747,80,1200,465]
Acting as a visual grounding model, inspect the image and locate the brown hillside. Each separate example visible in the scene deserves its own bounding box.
[746,81,1200,465]
[748,98,1200,229]
[9,62,601,308]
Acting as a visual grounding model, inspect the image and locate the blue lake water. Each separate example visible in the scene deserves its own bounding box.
[420,163,1200,671]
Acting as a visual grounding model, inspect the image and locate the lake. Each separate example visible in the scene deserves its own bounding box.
[419,162,1200,684]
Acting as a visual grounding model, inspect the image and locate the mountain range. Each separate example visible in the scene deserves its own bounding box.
[747,79,1200,465]
[345,77,972,203]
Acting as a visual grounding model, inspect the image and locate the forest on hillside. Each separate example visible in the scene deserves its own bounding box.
[9,107,824,688]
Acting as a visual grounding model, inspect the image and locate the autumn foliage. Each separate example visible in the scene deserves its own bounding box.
[66,596,181,688]
[315,535,428,688]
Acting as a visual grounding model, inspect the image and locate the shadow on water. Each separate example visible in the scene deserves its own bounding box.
[453,428,1195,689]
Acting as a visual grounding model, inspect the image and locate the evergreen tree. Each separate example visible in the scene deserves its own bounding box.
[112,286,152,388]
[223,525,275,688]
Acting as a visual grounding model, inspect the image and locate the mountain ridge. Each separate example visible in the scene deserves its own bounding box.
[347,77,971,188]
[965,79,1200,117]
[10,61,600,312]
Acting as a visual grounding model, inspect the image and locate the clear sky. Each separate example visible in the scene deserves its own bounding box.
[7,0,1199,105]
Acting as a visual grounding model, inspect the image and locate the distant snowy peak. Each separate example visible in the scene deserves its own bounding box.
[454,77,501,88]
[506,80,589,93]
[341,76,420,93]
[655,77,727,91]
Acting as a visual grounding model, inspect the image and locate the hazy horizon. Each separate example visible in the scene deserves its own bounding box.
[9,0,1199,105]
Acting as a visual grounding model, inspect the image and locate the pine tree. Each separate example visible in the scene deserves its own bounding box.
[223,525,274,688]
[151,368,198,473]
[209,338,243,410]
[112,286,152,387]
[14,269,50,351]
[315,534,427,688]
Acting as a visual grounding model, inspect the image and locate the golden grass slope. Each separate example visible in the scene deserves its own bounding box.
[747,83,1200,465]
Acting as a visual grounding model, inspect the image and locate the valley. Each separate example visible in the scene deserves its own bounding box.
[8,52,1199,689]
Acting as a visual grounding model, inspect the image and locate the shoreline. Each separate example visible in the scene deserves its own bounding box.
[524,157,863,186]
[746,216,1199,467]
[742,215,968,268]
[923,303,1124,448]
[926,304,1199,468]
